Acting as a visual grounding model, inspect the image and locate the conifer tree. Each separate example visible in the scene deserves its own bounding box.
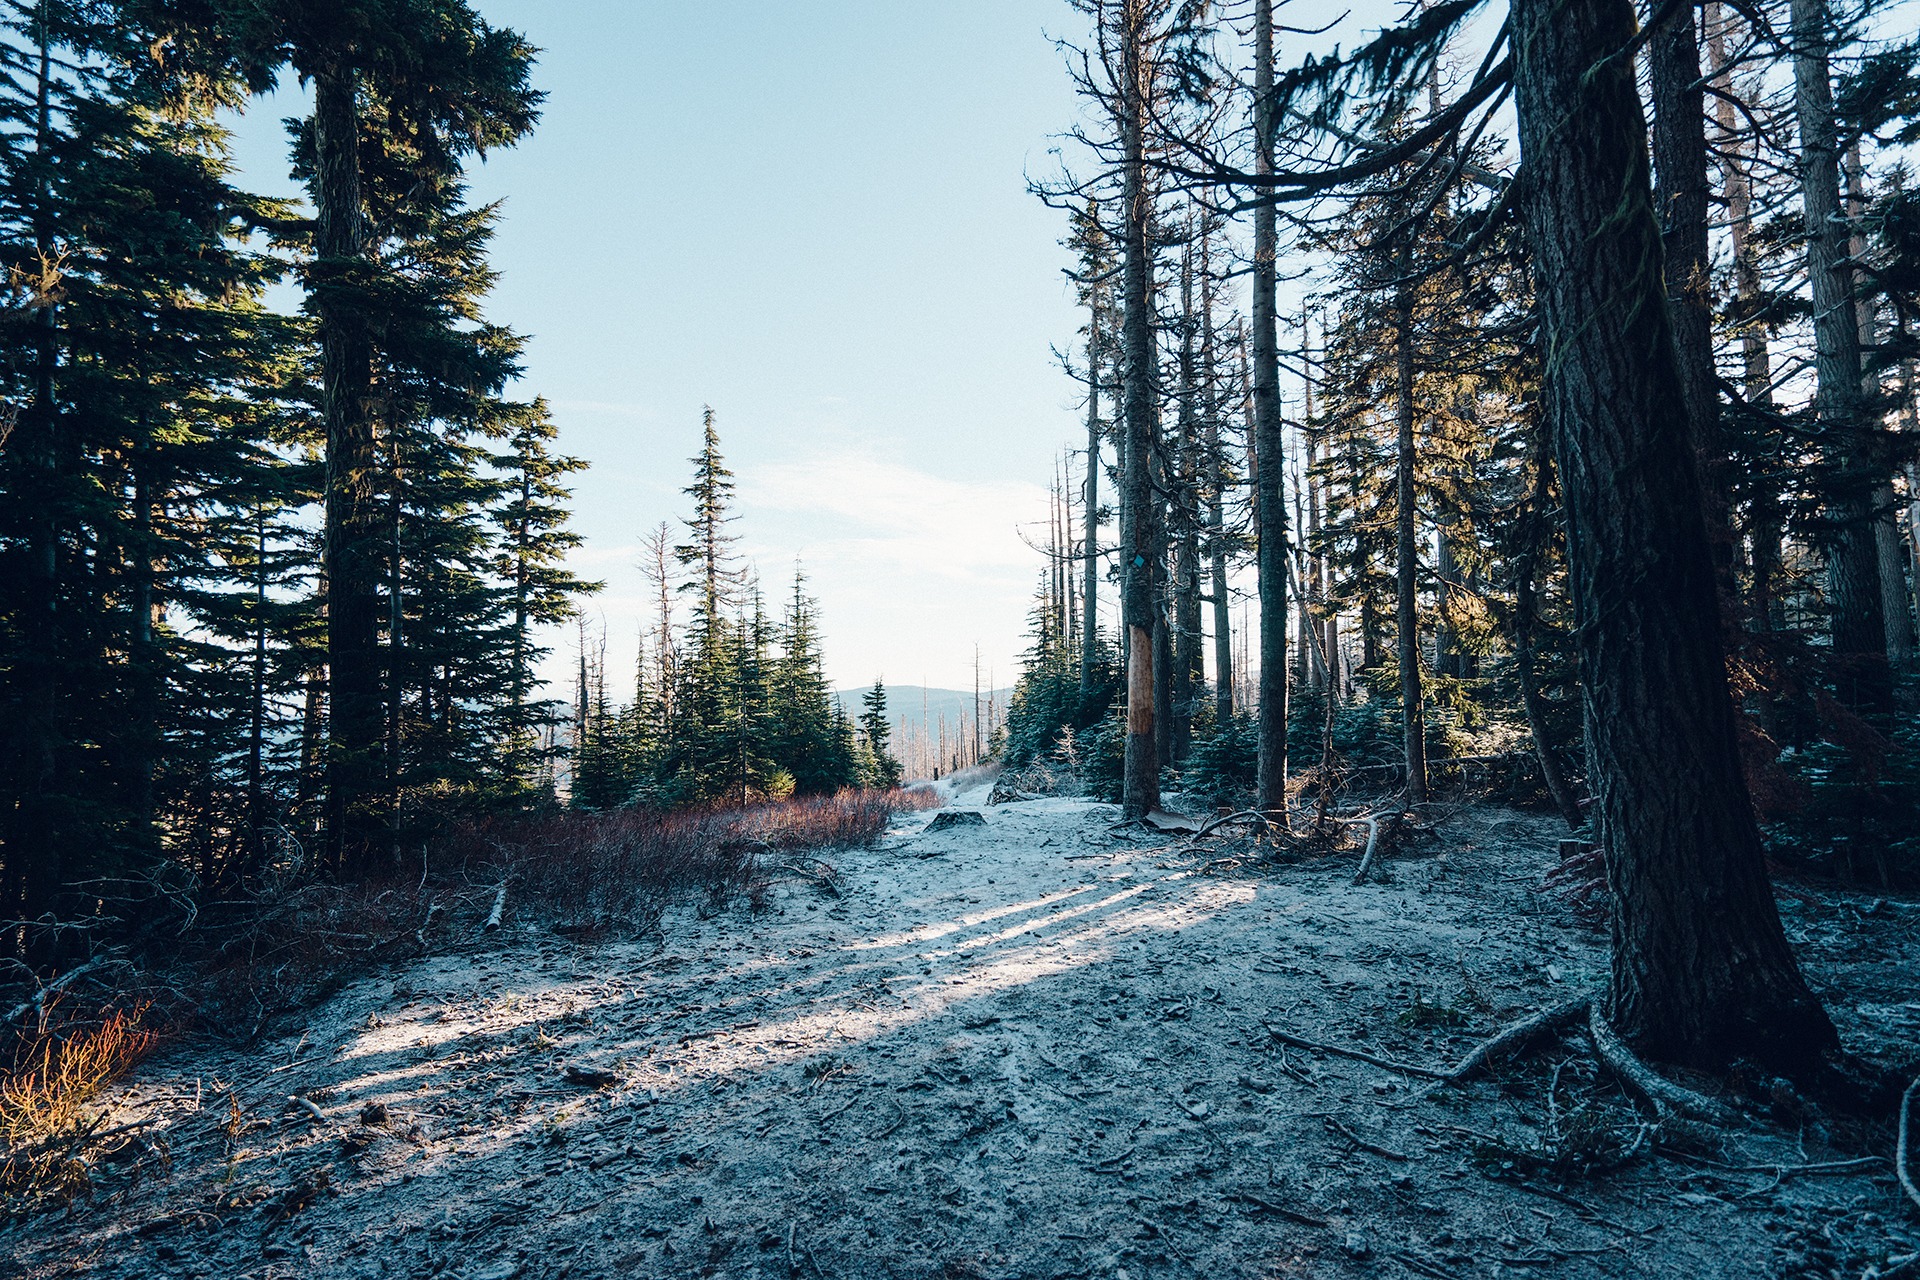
[859,681,902,790]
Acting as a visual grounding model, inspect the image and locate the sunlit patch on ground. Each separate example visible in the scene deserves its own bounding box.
[12,791,1916,1280]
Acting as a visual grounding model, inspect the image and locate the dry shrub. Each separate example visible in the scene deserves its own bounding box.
[30,788,930,1056]
[451,787,919,921]
[0,1003,160,1217]
[1542,841,1608,925]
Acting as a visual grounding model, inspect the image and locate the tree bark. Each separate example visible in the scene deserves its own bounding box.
[1393,275,1428,804]
[1171,243,1201,762]
[1118,0,1160,818]
[1791,0,1890,715]
[1510,0,1837,1070]
[1083,271,1103,696]
[1252,0,1289,811]
[313,61,384,876]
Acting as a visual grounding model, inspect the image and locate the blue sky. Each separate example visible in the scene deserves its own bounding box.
[224,1,1100,695]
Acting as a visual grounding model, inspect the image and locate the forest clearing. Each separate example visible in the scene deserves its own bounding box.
[7,781,1918,1280]
[7,0,1920,1275]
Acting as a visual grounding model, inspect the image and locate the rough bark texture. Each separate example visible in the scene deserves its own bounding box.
[1510,0,1837,1070]
[313,63,384,875]
[1393,279,1427,805]
[1118,0,1160,818]
[1251,0,1289,811]
[1791,0,1890,715]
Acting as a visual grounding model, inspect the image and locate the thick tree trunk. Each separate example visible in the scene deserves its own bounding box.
[313,62,383,875]
[1252,0,1289,811]
[6,17,63,940]
[1393,278,1427,804]
[1510,0,1836,1070]
[1791,0,1890,715]
[1118,0,1160,818]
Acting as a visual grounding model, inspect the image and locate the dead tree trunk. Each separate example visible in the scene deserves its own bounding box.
[1118,0,1161,818]
[1709,6,1784,635]
[1251,0,1289,811]
[1393,273,1428,805]
[1791,0,1891,716]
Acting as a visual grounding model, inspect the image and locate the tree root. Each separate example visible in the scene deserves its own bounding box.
[1585,1005,1734,1123]
[1900,1073,1920,1218]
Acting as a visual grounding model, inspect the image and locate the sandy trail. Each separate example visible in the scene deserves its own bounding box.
[14,789,1917,1280]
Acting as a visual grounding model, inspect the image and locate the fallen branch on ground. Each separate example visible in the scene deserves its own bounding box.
[1900,1073,1920,1217]
[1263,1022,1448,1080]
[1351,813,1393,884]
[767,859,842,899]
[1326,1115,1410,1161]
[481,883,508,933]
[2,958,116,1030]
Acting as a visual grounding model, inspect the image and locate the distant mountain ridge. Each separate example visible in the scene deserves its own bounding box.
[831,685,1013,739]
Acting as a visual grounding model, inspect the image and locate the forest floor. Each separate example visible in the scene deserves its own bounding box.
[10,783,1920,1280]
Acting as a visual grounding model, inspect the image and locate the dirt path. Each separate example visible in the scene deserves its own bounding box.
[14,790,1918,1279]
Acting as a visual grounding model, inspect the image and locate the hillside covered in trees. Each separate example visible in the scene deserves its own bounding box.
[5,0,1920,1276]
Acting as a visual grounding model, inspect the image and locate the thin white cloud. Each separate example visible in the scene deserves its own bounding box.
[740,450,1047,583]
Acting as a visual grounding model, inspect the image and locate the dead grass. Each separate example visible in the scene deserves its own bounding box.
[178,788,934,1041]
[0,1003,160,1218]
[0,786,937,1222]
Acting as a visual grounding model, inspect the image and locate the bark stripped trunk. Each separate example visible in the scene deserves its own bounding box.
[1204,240,1234,722]
[1251,0,1289,811]
[1118,0,1160,818]
[1511,0,1837,1069]
[1083,277,1103,696]
[1171,244,1201,763]
[1393,274,1427,804]
[1791,0,1890,716]
[1708,6,1784,635]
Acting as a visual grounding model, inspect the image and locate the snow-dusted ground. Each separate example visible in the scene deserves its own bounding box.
[14,790,1918,1280]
